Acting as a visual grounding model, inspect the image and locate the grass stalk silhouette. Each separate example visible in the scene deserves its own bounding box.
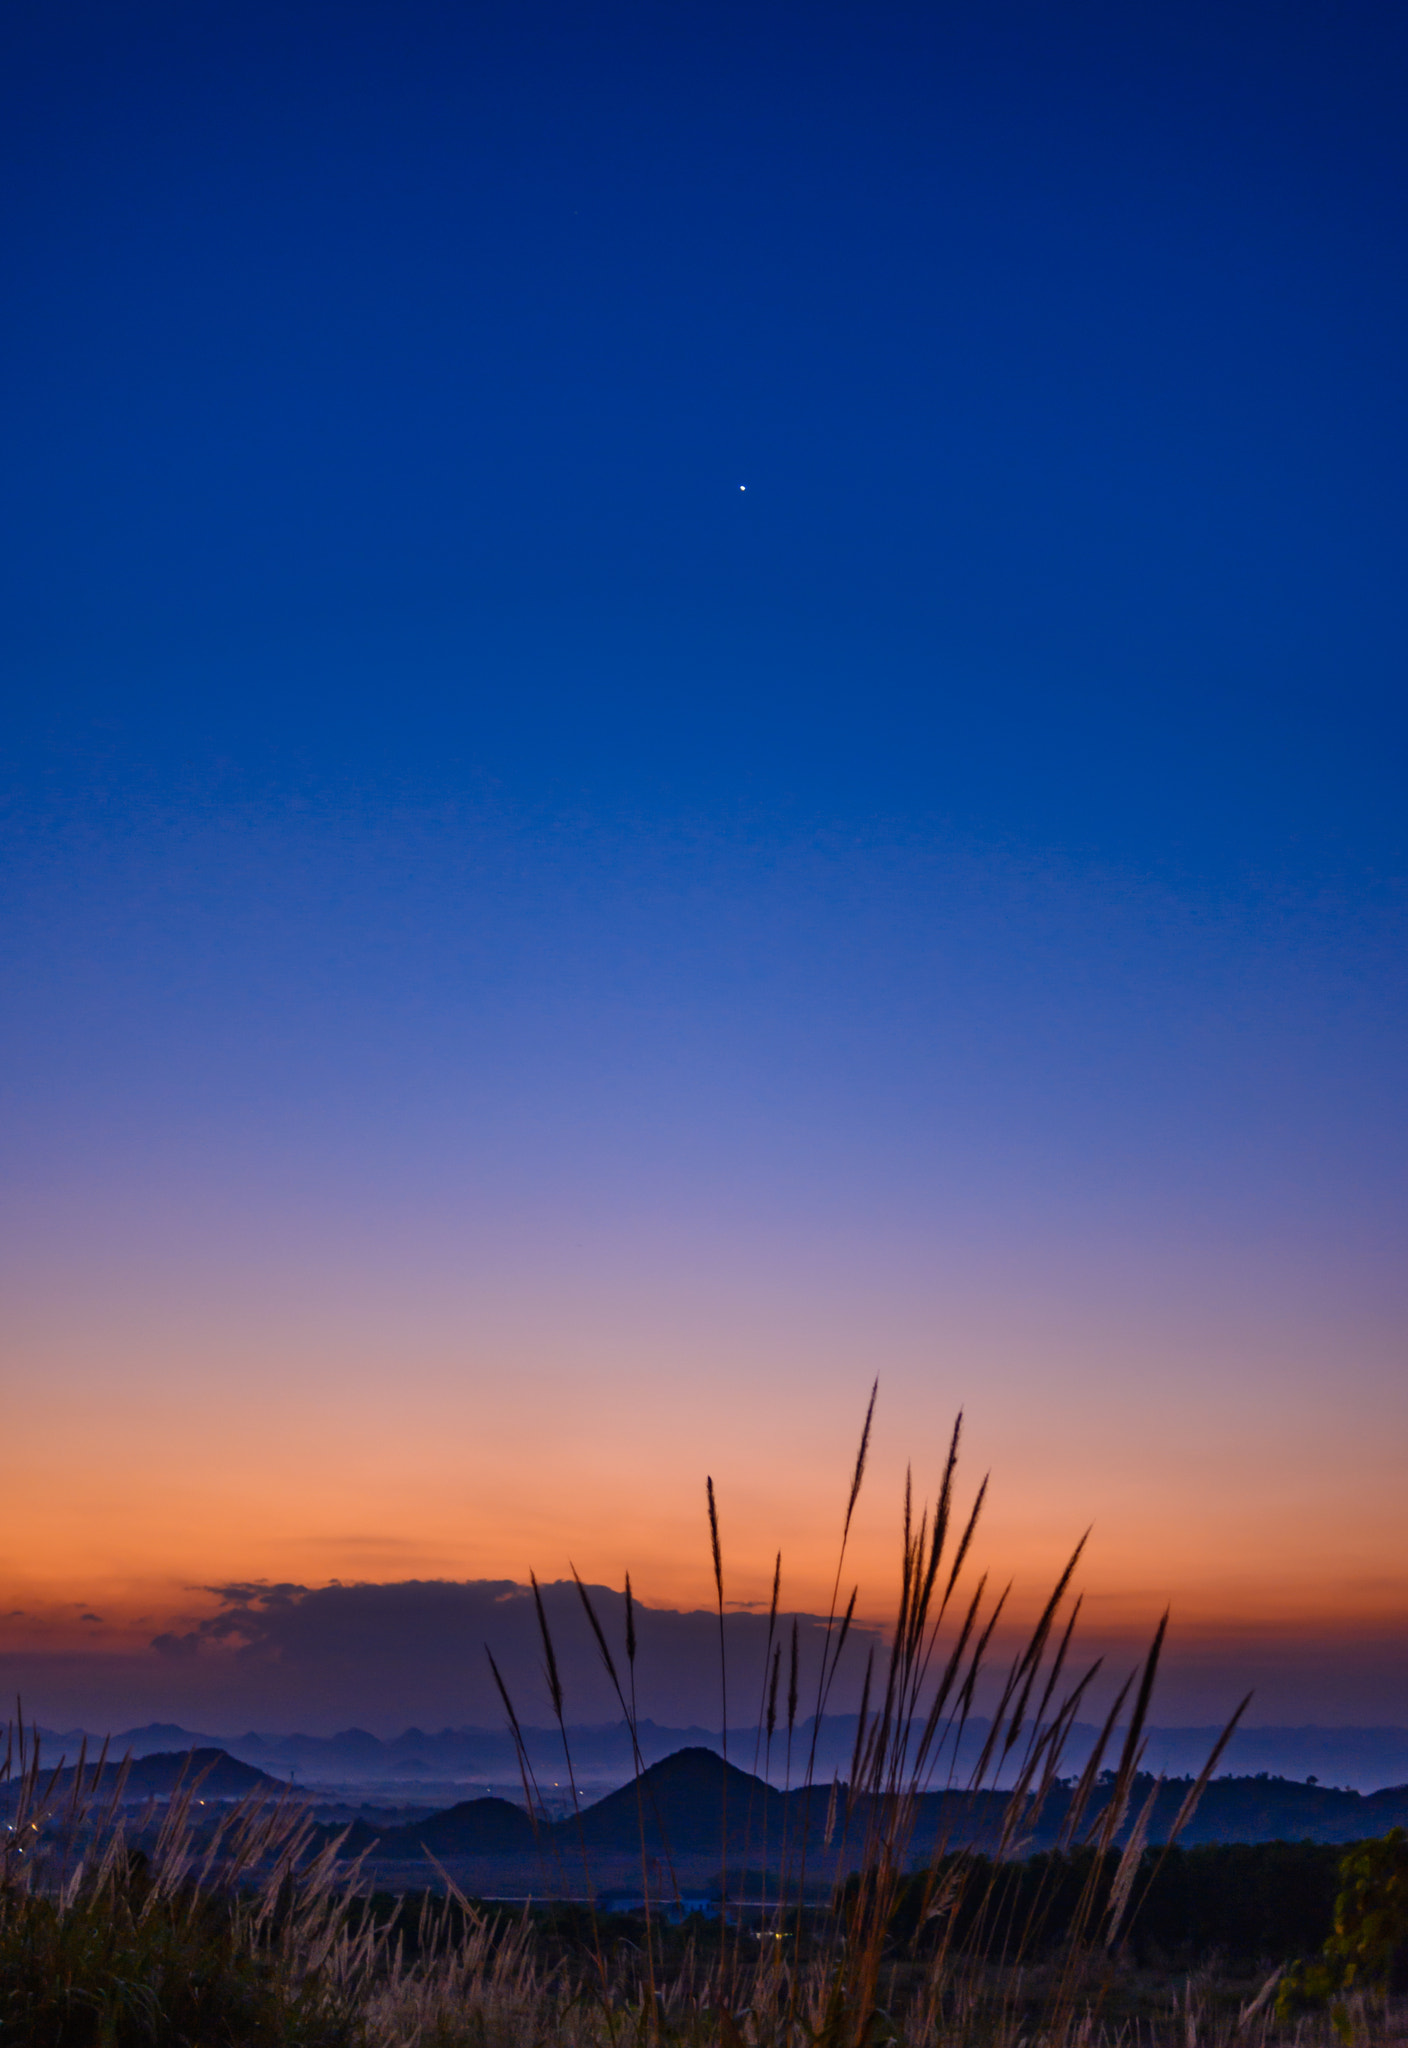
[468,1390,1259,2048]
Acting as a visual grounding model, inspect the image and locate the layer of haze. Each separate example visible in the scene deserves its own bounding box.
[1,0,1405,1728]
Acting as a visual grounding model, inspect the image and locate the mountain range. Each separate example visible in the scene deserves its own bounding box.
[36,1717,1408,1795]
[327,1746,1408,1894]
[12,1741,1408,1897]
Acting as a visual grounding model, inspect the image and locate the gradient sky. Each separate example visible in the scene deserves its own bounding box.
[2,0,1406,1730]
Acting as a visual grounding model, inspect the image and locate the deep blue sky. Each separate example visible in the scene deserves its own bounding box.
[2,0,1406,1711]
[6,0,1406,868]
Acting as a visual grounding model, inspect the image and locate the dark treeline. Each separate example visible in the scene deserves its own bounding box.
[880,1841,1346,1969]
[355,1839,1351,1976]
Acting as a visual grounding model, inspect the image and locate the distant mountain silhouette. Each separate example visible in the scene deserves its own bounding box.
[1141,1773,1408,1847]
[339,1747,1408,1885]
[117,1723,220,1749]
[341,1746,796,1866]
[38,1748,285,1802]
[572,1746,792,1855]
[25,1732,1408,1872]
[41,1719,1408,1796]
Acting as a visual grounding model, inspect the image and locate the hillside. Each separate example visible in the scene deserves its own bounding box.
[341,1795,536,1857]
[68,1749,286,1801]
[339,1747,1408,1893]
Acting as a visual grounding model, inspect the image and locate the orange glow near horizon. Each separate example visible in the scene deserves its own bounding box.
[6,1156,1406,1725]
[6,1290,1406,1666]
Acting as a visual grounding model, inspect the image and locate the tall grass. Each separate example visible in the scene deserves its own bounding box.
[0,1709,376,2045]
[480,1400,1359,2046]
[2,1398,1387,2046]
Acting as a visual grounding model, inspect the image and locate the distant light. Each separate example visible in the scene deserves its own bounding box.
[739,484,746,491]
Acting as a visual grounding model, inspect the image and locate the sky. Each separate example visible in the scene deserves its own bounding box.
[1,0,1406,1735]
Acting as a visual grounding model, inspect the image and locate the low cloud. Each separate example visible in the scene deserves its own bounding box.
[140,1577,878,1731]
[151,1631,201,1661]
[5,1579,1405,1740]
